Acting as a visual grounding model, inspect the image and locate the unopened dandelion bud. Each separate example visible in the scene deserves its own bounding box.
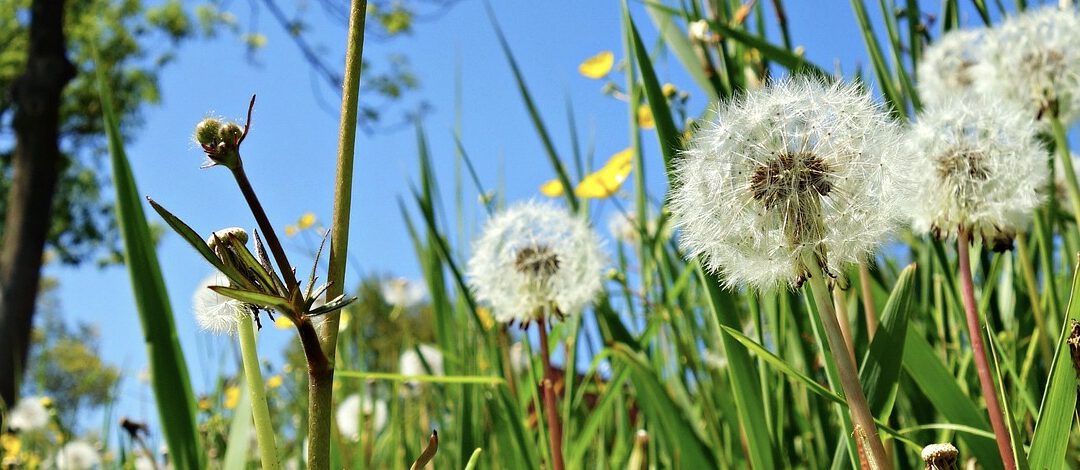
[219,122,244,145]
[921,443,958,470]
[194,118,223,147]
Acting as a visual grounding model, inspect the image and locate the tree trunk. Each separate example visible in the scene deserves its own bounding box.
[0,0,75,407]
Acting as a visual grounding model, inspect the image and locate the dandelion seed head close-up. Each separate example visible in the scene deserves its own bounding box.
[336,394,388,441]
[917,29,986,106]
[7,396,49,432]
[467,201,606,323]
[907,95,1048,248]
[670,77,910,290]
[976,5,1080,123]
[53,441,101,470]
[192,272,250,335]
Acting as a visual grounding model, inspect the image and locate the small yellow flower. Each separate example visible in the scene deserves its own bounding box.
[1,433,21,457]
[39,396,53,408]
[297,212,317,230]
[575,148,634,199]
[266,375,283,389]
[476,307,495,330]
[284,225,298,237]
[198,398,212,411]
[578,51,614,79]
[662,83,678,98]
[274,315,293,329]
[540,179,565,197]
[338,310,351,332]
[637,105,655,129]
[224,386,241,409]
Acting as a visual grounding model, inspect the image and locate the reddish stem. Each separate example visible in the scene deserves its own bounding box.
[957,228,1017,470]
[537,319,565,470]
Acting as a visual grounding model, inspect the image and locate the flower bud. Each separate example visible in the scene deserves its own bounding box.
[194,118,223,147]
[207,227,249,248]
[219,122,243,146]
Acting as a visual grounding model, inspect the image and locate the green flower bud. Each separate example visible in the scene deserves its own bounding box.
[219,123,243,146]
[194,118,223,147]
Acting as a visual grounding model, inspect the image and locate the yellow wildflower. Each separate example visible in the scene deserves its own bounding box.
[297,212,317,230]
[266,375,283,389]
[578,51,614,79]
[198,398,212,411]
[274,315,293,329]
[575,148,634,199]
[39,396,53,408]
[223,386,241,409]
[1,433,20,457]
[662,83,677,98]
[540,179,565,197]
[284,225,298,237]
[637,105,655,129]
[476,307,495,330]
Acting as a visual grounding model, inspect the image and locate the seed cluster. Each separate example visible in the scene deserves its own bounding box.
[514,244,561,278]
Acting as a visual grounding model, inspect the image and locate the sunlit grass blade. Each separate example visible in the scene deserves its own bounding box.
[643,1,722,100]
[704,19,829,79]
[625,5,678,173]
[848,0,904,115]
[222,382,253,469]
[95,50,204,470]
[485,3,578,212]
[1028,255,1080,469]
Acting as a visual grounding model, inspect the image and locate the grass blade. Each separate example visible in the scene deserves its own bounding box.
[95,50,204,470]
[1028,255,1080,468]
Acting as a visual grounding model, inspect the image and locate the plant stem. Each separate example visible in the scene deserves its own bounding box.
[237,313,280,470]
[536,319,565,470]
[1014,232,1053,365]
[1051,117,1080,235]
[803,254,891,470]
[832,288,857,366]
[230,165,300,297]
[956,228,1017,470]
[858,261,879,339]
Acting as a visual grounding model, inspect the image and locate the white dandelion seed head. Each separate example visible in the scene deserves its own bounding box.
[670,77,910,290]
[917,29,987,106]
[54,441,101,470]
[976,6,1080,124]
[336,394,388,440]
[7,396,49,431]
[193,272,249,335]
[380,277,427,309]
[467,201,606,323]
[907,95,1048,247]
[400,344,444,378]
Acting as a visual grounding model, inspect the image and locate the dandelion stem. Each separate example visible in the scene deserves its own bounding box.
[536,319,565,470]
[858,261,879,339]
[237,313,280,470]
[956,228,1017,470]
[1051,117,1080,239]
[803,254,891,470]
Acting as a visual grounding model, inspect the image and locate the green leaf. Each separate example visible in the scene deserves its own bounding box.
[704,19,829,79]
[308,294,357,315]
[1028,258,1080,469]
[643,2,721,101]
[625,5,679,173]
[612,344,719,467]
[96,48,204,470]
[903,329,1002,469]
[222,381,253,470]
[848,0,904,115]
[209,286,292,313]
[146,197,248,287]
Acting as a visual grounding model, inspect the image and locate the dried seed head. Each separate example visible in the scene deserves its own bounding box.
[467,201,606,324]
[513,244,561,278]
[921,443,958,470]
[670,77,911,290]
[908,95,1047,247]
[975,6,1080,123]
[917,29,987,106]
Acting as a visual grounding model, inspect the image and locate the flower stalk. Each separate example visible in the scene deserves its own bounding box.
[956,228,1017,470]
[536,318,565,470]
[803,253,891,470]
[237,313,280,470]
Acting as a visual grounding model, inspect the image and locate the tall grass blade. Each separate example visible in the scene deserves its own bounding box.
[95,51,204,470]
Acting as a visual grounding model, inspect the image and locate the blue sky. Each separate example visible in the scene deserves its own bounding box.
[43,0,1016,432]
